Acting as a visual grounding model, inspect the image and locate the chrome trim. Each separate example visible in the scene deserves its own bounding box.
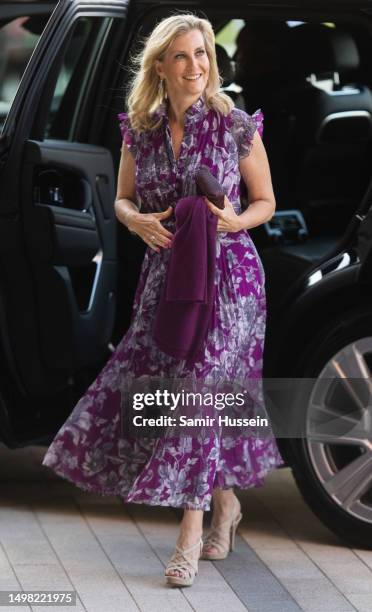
[86,249,103,312]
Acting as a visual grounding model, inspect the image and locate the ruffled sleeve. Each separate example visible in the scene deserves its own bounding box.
[231,108,264,160]
[117,112,138,157]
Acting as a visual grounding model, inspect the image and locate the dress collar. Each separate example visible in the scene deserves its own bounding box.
[153,95,207,130]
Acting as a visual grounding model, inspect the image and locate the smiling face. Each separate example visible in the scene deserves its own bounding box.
[155,28,210,105]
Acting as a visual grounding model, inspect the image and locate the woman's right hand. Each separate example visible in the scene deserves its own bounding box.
[126,205,174,252]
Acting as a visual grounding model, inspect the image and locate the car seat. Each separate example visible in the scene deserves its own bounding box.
[277,23,372,235]
[252,24,372,307]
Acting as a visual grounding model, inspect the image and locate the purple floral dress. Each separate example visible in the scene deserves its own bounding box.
[41,95,284,510]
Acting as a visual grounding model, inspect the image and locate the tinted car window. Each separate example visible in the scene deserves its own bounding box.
[43,16,112,141]
[0,15,49,132]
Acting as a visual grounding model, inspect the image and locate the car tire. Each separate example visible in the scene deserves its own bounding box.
[288,307,372,549]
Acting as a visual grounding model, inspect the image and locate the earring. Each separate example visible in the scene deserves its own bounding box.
[158,77,166,99]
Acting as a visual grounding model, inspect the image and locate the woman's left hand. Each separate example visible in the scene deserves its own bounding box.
[204,195,243,233]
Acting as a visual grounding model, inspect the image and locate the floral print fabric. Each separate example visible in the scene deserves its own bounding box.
[41,95,284,510]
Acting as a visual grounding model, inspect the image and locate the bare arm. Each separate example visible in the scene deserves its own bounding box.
[203,131,276,232]
[237,132,276,230]
[114,143,140,227]
[114,143,174,251]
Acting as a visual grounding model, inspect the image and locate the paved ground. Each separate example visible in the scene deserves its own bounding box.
[0,444,372,612]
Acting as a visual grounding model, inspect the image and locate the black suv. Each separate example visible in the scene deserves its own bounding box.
[1,0,372,549]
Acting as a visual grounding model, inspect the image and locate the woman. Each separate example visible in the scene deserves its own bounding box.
[42,13,284,587]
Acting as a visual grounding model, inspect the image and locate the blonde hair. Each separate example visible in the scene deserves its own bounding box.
[125,13,234,132]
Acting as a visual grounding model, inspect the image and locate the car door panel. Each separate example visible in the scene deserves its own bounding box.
[21,138,117,370]
[0,4,129,405]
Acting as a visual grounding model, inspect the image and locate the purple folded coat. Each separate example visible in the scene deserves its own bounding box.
[153,196,218,361]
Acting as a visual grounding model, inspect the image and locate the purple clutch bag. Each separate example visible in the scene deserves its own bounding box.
[195,167,225,210]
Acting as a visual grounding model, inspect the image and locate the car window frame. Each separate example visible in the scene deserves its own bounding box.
[30,15,115,143]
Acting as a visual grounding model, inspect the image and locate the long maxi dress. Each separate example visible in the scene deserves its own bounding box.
[42,95,285,510]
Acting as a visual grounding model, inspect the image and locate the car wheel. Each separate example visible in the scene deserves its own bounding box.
[288,308,372,549]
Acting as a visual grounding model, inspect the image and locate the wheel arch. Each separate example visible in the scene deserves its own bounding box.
[267,274,372,377]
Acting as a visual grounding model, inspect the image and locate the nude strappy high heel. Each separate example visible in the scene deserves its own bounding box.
[165,538,203,587]
[201,504,243,560]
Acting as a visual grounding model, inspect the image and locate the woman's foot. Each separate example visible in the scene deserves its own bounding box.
[201,490,242,560]
[165,529,203,577]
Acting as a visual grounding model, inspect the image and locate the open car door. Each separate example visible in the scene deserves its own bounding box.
[0,0,129,444]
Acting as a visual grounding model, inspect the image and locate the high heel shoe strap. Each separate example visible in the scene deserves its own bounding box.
[175,538,203,557]
[166,538,203,576]
[204,507,242,553]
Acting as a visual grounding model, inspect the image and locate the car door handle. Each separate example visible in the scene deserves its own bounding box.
[39,204,99,266]
[46,204,97,231]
